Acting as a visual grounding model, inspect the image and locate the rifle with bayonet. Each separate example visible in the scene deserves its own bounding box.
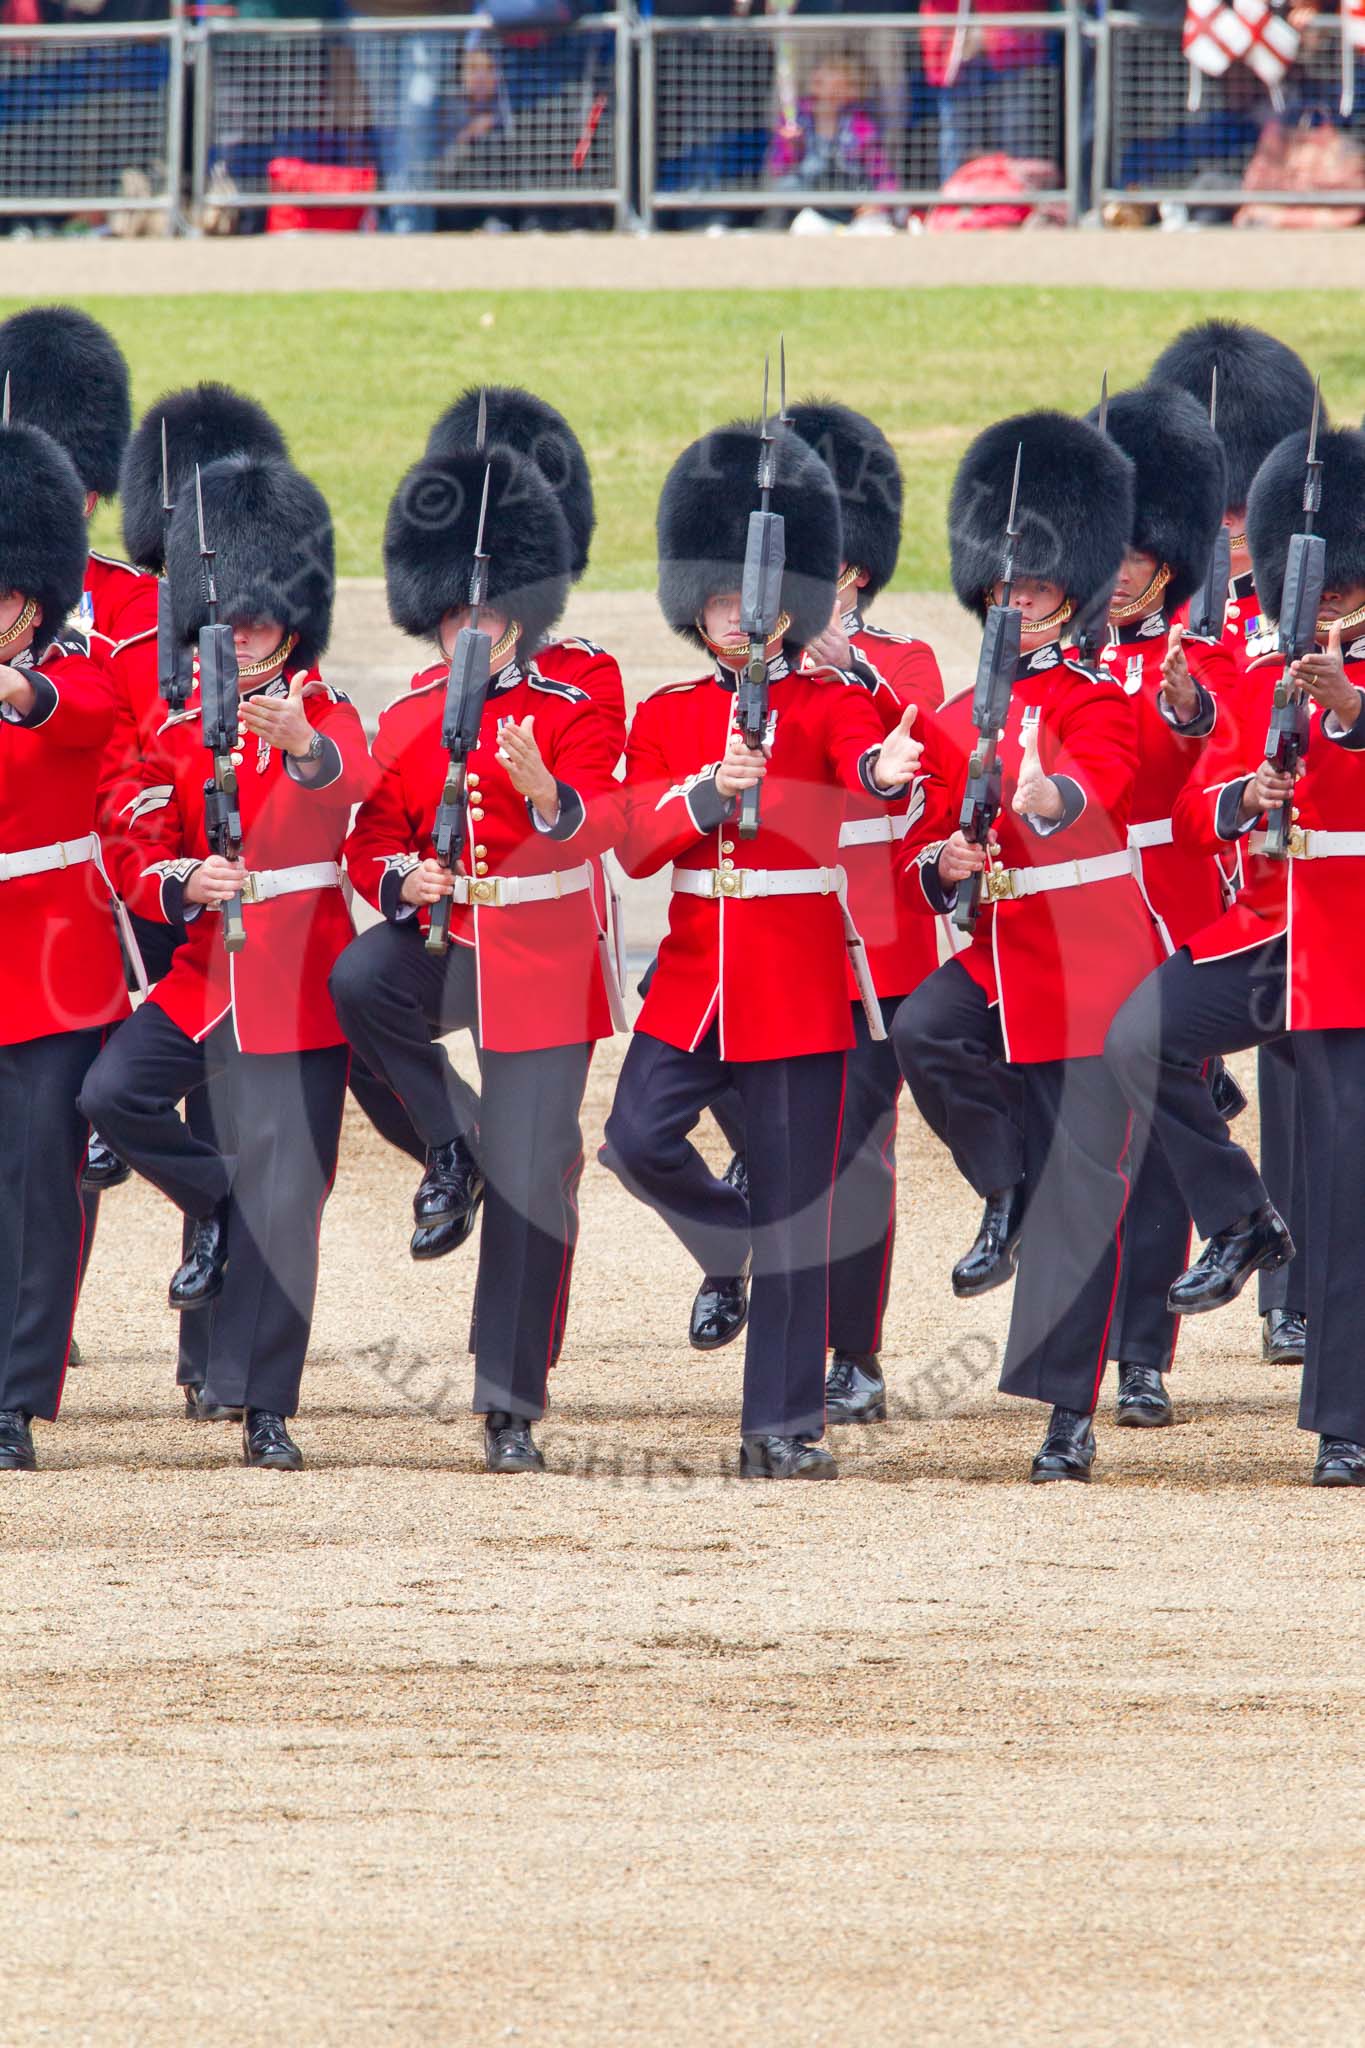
[735,346,786,842]
[953,443,1024,937]
[1261,379,1325,861]
[157,420,194,710]
[427,406,494,956]
[194,464,246,954]
[1187,367,1233,643]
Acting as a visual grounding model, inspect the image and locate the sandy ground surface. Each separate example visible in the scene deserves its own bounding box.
[19,226,1365,296]
[6,1028,1365,2045]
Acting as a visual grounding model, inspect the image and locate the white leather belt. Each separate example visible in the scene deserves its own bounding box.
[672,864,845,901]
[839,815,912,848]
[984,848,1132,902]
[1128,818,1174,850]
[239,860,342,904]
[0,831,97,882]
[452,860,591,909]
[1274,827,1365,861]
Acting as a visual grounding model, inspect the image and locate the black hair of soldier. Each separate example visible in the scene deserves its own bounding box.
[1247,425,1365,625]
[787,398,901,603]
[385,444,573,651]
[1084,384,1228,616]
[426,386,594,582]
[0,305,130,501]
[167,456,335,669]
[0,423,90,633]
[1148,320,1319,514]
[949,409,1135,622]
[121,384,289,573]
[657,421,842,656]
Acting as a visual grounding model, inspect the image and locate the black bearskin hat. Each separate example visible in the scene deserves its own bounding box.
[384,445,572,649]
[949,410,1134,621]
[167,456,334,668]
[426,385,594,581]
[1247,426,1365,626]
[657,422,841,655]
[1085,384,1227,616]
[121,383,288,573]
[0,305,130,500]
[1149,320,1318,514]
[787,398,902,603]
[0,422,88,632]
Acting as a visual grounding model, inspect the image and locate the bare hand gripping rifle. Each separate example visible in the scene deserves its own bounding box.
[1262,379,1325,861]
[1187,367,1233,644]
[953,443,1024,937]
[157,419,194,710]
[735,350,786,841]
[194,463,246,954]
[427,440,494,956]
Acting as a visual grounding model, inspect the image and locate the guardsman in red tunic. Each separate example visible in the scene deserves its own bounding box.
[896,410,1164,1484]
[1114,424,1365,1484]
[1150,319,1319,1365]
[1082,383,1239,1427]
[79,458,370,1469]
[331,448,621,1476]
[599,421,922,1481]
[349,386,630,1204]
[0,420,129,1470]
[695,399,946,1426]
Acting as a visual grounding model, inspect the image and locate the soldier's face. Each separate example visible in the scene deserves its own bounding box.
[1110,548,1162,614]
[439,606,510,659]
[993,576,1066,624]
[1318,581,1365,624]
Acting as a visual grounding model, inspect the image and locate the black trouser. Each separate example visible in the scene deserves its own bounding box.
[0,1028,104,1420]
[601,1028,846,1439]
[330,920,590,1419]
[998,1055,1135,1413]
[1296,1027,1365,1442]
[1104,940,1282,1242]
[892,956,1025,1200]
[703,999,907,1357]
[1257,1038,1308,1318]
[80,1005,348,1416]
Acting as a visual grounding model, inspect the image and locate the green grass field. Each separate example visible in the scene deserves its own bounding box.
[11,288,1364,589]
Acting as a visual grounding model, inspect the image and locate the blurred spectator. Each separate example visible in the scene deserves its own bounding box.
[920,0,1059,185]
[767,41,895,216]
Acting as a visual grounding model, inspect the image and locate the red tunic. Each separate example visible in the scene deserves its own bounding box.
[620,660,899,1062]
[900,652,1163,1064]
[0,640,129,1046]
[834,619,944,999]
[346,660,621,1054]
[119,673,372,1053]
[1091,618,1237,950]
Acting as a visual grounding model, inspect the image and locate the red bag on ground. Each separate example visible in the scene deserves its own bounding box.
[266,160,377,234]
[925,153,1067,232]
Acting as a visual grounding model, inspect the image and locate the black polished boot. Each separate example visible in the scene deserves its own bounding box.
[484,1411,545,1473]
[739,1434,838,1480]
[689,1259,751,1351]
[1030,1406,1096,1483]
[0,1409,36,1471]
[242,1410,302,1470]
[825,1351,886,1424]
[184,1382,243,1423]
[81,1132,131,1191]
[1167,1204,1294,1315]
[952,1184,1026,1299]
[1262,1307,1307,1366]
[1116,1364,1173,1428]
[168,1200,230,1311]
[1312,1438,1365,1487]
[413,1135,484,1227]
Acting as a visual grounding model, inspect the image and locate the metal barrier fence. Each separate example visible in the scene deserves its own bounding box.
[190,14,630,231]
[7,10,1365,232]
[0,18,183,220]
[1095,9,1365,218]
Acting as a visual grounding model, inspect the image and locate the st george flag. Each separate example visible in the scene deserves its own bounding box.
[1182,0,1300,90]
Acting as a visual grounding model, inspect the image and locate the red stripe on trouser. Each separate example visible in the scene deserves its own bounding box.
[1088,1109,1134,1415]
